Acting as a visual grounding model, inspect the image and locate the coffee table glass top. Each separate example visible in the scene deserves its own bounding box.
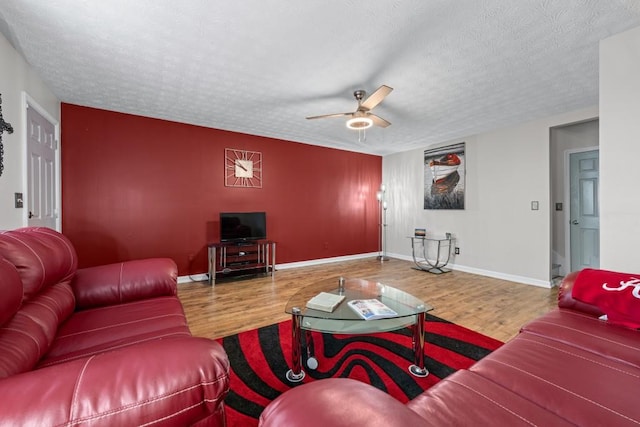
[285,277,433,334]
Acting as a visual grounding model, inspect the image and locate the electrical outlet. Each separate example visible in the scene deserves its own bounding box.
[455,247,460,255]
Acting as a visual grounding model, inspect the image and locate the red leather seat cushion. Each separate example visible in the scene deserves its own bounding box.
[2,337,229,426]
[39,296,190,368]
[469,332,640,426]
[522,308,640,369]
[407,370,574,426]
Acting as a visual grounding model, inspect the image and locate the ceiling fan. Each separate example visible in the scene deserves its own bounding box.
[306,85,393,130]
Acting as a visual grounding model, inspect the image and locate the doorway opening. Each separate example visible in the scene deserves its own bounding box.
[23,92,60,230]
[550,119,599,284]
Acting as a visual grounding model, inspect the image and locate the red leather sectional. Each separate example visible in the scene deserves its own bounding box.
[0,227,229,426]
[259,272,640,426]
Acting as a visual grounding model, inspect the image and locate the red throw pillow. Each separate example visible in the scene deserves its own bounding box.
[572,268,640,329]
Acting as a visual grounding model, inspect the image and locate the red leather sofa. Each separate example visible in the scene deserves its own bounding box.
[0,227,229,426]
[259,270,640,426]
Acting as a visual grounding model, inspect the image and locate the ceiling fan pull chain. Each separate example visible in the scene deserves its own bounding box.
[358,128,366,142]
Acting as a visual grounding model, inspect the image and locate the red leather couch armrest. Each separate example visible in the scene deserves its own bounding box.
[0,337,229,426]
[72,258,178,309]
[259,378,429,427]
[558,271,605,317]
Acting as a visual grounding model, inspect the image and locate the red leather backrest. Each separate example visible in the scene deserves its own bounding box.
[0,257,23,326]
[0,227,77,301]
[0,228,77,378]
[0,282,75,378]
[558,271,605,317]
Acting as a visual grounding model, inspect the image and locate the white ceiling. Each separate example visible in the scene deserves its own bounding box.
[1,1,639,155]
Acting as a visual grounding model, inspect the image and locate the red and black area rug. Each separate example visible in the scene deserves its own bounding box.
[218,313,502,427]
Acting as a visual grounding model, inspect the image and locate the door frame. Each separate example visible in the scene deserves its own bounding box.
[21,92,61,231]
[563,145,599,272]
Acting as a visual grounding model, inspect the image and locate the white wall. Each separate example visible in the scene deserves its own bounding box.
[383,24,640,283]
[0,32,59,230]
[383,106,598,287]
[600,25,640,271]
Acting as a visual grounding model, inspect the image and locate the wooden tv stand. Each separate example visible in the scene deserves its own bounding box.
[207,240,276,285]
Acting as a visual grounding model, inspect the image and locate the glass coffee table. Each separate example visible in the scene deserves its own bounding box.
[284,277,433,382]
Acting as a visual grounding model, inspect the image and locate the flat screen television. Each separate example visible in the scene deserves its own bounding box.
[220,212,267,242]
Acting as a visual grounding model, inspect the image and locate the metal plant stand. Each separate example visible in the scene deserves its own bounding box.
[409,236,453,274]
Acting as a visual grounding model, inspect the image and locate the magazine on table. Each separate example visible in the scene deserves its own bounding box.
[347,299,398,320]
[306,292,346,313]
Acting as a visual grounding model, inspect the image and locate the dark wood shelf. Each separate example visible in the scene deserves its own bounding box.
[207,240,276,285]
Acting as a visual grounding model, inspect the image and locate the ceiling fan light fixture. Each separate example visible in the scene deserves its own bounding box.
[346,116,373,130]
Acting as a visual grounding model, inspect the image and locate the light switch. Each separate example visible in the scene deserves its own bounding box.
[15,193,23,208]
[531,201,539,210]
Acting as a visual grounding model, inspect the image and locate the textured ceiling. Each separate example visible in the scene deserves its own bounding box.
[1,1,639,155]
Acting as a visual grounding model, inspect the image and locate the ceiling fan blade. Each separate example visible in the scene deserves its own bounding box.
[360,85,393,110]
[306,112,353,120]
[369,114,391,128]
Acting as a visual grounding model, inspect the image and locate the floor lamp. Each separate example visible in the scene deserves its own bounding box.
[376,184,389,262]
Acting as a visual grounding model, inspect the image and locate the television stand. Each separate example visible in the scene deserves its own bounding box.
[207,240,276,285]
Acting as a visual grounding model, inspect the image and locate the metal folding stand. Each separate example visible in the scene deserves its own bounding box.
[409,236,453,274]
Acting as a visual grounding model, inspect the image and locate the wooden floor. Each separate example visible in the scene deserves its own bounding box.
[178,257,558,343]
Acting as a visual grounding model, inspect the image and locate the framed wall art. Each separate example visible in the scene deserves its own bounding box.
[0,94,15,177]
[424,142,465,210]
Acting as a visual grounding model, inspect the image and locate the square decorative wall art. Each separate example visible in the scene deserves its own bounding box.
[424,142,465,209]
[224,148,263,188]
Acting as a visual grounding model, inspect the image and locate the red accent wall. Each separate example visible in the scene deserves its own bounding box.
[61,104,382,275]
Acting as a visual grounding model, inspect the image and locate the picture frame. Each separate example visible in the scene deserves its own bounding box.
[424,142,465,210]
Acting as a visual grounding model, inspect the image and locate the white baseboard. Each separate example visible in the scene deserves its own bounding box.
[178,252,552,288]
[451,264,552,288]
[388,252,552,289]
[177,273,208,284]
[276,252,379,270]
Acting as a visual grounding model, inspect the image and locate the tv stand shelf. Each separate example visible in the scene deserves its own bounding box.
[207,240,275,285]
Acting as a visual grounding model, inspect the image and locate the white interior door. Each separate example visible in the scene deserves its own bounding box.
[569,149,600,271]
[26,100,58,229]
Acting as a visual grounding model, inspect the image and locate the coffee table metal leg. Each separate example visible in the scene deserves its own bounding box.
[409,310,429,377]
[286,307,306,382]
[305,330,319,370]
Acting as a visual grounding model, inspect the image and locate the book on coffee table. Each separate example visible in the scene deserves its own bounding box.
[347,299,398,320]
[306,292,346,313]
